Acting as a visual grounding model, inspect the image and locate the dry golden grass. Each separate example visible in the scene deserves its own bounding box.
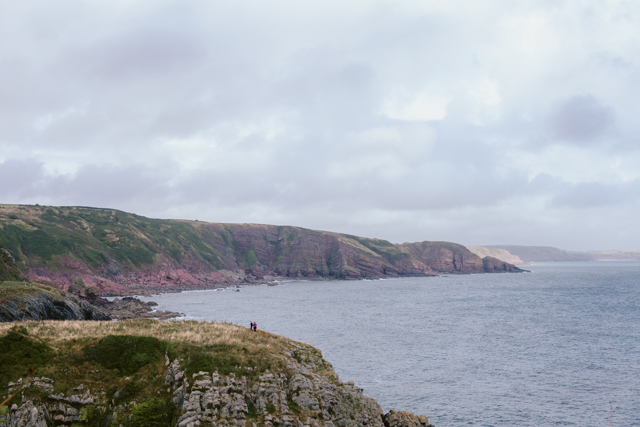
[0,204,42,226]
[2,319,306,353]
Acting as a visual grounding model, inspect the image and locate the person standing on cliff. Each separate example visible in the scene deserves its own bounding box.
[253,321,257,332]
[250,321,254,330]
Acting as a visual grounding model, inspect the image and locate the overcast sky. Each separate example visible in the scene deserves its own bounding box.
[1,1,640,250]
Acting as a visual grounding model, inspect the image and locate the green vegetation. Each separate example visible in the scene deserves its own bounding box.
[241,247,258,267]
[0,205,229,272]
[0,319,382,427]
[0,224,69,261]
[82,335,168,375]
[128,397,175,427]
[72,396,175,427]
[0,241,25,282]
[76,405,114,427]
[342,234,408,263]
[0,326,53,385]
[182,341,283,380]
[0,203,488,285]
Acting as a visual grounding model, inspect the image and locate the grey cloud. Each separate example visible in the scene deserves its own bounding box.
[87,30,206,80]
[551,180,640,209]
[1,1,640,249]
[550,94,615,143]
[0,159,48,199]
[0,159,172,210]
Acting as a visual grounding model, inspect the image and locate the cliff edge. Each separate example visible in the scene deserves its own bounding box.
[0,320,433,427]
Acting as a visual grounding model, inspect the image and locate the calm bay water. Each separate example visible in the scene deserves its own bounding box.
[140,262,640,426]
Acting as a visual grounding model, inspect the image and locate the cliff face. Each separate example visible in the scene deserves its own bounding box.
[0,204,524,293]
[0,282,110,322]
[481,256,523,273]
[399,242,484,274]
[0,320,432,427]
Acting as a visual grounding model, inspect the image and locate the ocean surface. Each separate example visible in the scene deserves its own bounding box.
[139,262,640,426]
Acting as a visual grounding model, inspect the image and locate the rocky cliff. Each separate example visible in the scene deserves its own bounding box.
[0,320,433,427]
[0,281,110,322]
[0,204,524,294]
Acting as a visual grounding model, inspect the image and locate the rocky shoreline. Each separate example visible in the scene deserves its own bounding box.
[92,296,183,320]
[0,280,184,323]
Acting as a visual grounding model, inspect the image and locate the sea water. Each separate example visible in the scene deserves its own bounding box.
[139,262,640,426]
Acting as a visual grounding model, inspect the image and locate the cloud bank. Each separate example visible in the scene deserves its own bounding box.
[1,0,640,250]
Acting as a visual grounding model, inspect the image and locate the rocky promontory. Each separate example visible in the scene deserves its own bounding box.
[0,280,182,322]
[0,320,433,427]
[0,282,110,322]
[0,204,525,295]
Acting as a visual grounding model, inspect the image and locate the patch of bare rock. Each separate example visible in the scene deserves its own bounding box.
[92,296,182,320]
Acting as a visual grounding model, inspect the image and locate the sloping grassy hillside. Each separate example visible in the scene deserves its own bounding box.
[0,205,225,272]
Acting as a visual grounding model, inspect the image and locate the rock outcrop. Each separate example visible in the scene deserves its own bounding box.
[383,410,431,427]
[0,282,110,322]
[93,296,182,320]
[481,256,524,272]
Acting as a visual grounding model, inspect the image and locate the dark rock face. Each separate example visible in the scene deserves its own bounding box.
[482,256,527,272]
[93,296,181,320]
[383,409,433,427]
[0,285,110,322]
[399,241,484,274]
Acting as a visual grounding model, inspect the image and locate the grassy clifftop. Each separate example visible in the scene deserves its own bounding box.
[0,320,431,427]
[0,204,522,293]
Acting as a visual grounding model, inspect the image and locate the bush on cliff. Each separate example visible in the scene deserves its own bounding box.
[82,335,168,375]
[0,326,53,385]
[128,397,175,427]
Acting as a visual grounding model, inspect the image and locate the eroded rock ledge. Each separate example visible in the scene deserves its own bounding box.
[3,358,433,427]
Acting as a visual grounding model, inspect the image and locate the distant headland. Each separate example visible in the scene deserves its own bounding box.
[0,204,524,296]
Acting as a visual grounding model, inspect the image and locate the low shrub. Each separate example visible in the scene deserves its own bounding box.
[82,335,167,376]
[127,398,175,427]
[0,326,53,385]
[76,405,114,427]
